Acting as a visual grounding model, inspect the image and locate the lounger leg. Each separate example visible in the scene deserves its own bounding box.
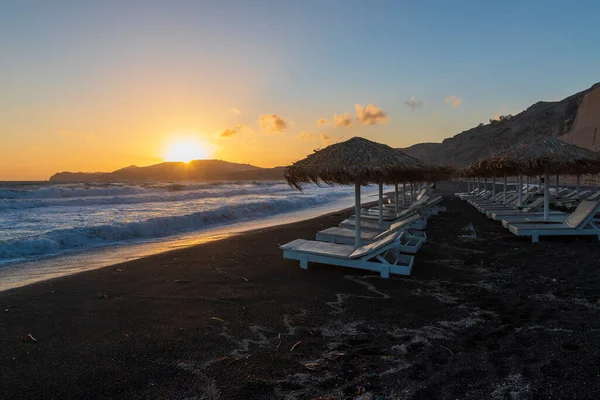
[380,265,390,279]
[531,234,539,243]
[299,257,308,270]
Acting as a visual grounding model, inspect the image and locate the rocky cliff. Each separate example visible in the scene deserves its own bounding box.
[400,82,600,167]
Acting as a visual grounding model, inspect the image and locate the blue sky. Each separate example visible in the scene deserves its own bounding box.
[1,0,599,179]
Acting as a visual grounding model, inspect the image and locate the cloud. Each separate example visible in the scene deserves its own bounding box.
[299,131,336,146]
[257,114,287,133]
[333,113,353,127]
[219,124,251,139]
[433,109,440,117]
[220,128,237,138]
[228,108,241,115]
[444,95,462,107]
[298,131,316,140]
[320,133,334,145]
[355,104,389,125]
[316,118,329,126]
[404,97,424,111]
[59,130,95,141]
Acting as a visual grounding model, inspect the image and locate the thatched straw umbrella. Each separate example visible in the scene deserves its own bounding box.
[284,137,430,247]
[490,137,600,220]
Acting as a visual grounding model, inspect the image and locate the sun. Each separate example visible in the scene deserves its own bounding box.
[164,139,210,162]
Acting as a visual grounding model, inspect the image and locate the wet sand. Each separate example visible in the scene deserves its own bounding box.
[1,181,600,399]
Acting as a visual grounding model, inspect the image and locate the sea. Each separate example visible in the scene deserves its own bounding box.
[0,180,384,291]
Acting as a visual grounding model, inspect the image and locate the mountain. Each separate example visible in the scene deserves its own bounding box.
[400,82,600,167]
[49,160,285,182]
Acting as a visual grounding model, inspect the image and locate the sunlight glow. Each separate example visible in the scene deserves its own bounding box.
[164,139,210,162]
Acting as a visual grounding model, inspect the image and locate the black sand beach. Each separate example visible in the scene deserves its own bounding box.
[2,181,600,399]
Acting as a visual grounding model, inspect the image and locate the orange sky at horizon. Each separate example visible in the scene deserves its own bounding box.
[4,2,598,181]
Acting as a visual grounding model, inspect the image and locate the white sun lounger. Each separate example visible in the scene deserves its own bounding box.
[316,228,425,253]
[478,193,534,214]
[507,201,600,243]
[490,197,563,221]
[555,190,597,208]
[281,231,415,277]
[340,213,427,232]
[501,213,567,228]
[472,193,519,210]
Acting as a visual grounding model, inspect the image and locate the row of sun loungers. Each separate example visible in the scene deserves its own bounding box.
[456,185,600,243]
[281,185,444,278]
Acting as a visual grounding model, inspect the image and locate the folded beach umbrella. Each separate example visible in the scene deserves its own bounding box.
[487,137,600,220]
[284,137,429,248]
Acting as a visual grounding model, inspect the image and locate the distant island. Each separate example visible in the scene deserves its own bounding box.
[49,160,285,182]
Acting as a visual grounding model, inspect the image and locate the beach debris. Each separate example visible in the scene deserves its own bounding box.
[173,279,192,284]
[304,362,320,371]
[210,317,225,323]
[97,292,107,299]
[290,340,302,352]
[460,223,477,238]
[25,334,38,343]
[274,333,281,350]
[440,345,454,355]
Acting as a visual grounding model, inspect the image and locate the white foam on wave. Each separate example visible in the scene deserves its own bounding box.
[0,184,291,210]
[0,181,284,200]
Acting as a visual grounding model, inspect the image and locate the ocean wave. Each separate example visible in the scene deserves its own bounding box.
[0,181,287,200]
[0,185,295,210]
[0,191,347,261]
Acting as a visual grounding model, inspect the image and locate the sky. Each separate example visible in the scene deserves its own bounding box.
[1,0,600,180]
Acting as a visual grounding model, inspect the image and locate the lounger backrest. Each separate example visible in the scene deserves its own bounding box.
[348,231,400,259]
[587,190,600,200]
[377,214,422,238]
[523,197,543,212]
[565,201,600,229]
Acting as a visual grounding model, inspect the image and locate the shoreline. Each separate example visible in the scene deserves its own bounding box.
[3,181,600,399]
[0,189,387,292]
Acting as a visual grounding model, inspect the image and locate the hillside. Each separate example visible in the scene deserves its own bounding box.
[400,82,600,167]
[49,160,285,182]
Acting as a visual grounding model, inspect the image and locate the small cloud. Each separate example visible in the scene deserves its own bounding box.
[220,128,237,138]
[59,130,95,141]
[433,109,440,117]
[333,113,353,127]
[404,97,424,111]
[298,131,316,140]
[228,108,241,115]
[320,133,333,145]
[257,114,287,133]
[219,124,251,139]
[355,104,389,125]
[444,95,462,107]
[316,118,329,126]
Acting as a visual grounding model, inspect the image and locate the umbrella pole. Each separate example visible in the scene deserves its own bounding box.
[556,174,559,197]
[394,183,399,215]
[355,181,361,248]
[378,182,383,225]
[544,168,550,221]
[402,182,406,205]
[518,174,523,206]
[503,174,507,203]
[492,175,496,198]
[484,177,487,195]
[477,177,480,192]
[576,174,581,198]
[526,175,530,193]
